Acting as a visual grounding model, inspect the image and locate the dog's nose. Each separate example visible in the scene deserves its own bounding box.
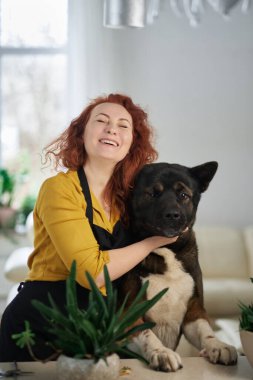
[165,211,180,220]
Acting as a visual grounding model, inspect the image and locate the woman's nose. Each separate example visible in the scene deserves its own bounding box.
[105,123,117,135]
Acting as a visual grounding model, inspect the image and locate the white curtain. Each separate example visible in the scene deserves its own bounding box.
[67,0,119,119]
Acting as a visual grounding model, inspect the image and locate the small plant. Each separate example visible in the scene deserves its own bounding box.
[239,278,253,332]
[12,261,168,363]
[0,168,15,207]
[16,194,36,225]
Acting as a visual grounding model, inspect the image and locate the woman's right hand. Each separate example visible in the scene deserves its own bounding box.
[144,235,178,251]
[143,227,189,251]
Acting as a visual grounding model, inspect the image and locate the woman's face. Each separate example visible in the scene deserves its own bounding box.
[83,102,133,165]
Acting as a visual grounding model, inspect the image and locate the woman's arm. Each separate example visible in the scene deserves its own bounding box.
[96,235,177,287]
[34,175,112,289]
[35,174,178,290]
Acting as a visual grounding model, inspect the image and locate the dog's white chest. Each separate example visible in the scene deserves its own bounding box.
[143,248,194,348]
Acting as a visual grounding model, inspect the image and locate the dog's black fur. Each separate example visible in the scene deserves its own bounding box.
[117,161,237,372]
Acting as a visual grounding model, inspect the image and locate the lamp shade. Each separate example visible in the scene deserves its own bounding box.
[103,0,147,28]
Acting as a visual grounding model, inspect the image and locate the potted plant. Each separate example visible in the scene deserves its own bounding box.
[13,261,168,380]
[0,168,16,228]
[15,194,36,230]
[239,277,253,368]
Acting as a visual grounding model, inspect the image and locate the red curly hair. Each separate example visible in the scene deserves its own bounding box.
[44,93,158,220]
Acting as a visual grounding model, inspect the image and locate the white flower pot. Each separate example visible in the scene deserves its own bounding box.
[56,353,120,380]
[240,329,253,368]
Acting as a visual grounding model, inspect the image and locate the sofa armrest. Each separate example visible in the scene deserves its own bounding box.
[243,226,253,276]
[4,246,31,282]
[203,278,252,318]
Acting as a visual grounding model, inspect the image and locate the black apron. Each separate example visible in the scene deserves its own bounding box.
[77,167,133,252]
[0,168,133,362]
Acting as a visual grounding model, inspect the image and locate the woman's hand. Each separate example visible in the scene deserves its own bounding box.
[144,235,178,250]
[143,227,189,250]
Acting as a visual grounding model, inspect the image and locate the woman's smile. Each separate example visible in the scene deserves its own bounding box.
[99,138,119,147]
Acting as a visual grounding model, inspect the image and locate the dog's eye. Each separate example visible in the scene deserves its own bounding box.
[151,190,162,198]
[179,192,190,201]
[145,190,161,198]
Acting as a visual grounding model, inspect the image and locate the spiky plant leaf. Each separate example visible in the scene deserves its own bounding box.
[85,270,109,319]
[66,260,78,317]
[116,287,168,333]
[31,299,72,329]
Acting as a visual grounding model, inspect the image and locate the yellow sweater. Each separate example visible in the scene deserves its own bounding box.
[27,170,120,295]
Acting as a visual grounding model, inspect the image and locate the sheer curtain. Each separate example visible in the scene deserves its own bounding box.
[68,0,119,120]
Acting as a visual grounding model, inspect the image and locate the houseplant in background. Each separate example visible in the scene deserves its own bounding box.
[13,261,168,380]
[15,194,36,233]
[239,277,253,368]
[0,168,16,229]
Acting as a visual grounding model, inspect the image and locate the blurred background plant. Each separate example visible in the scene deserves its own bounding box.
[15,194,36,231]
[0,168,17,229]
[0,168,15,207]
[0,164,36,231]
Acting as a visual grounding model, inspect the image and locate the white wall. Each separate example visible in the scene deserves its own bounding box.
[69,0,253,228]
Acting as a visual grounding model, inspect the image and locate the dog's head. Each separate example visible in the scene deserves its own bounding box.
[129,161,218,239]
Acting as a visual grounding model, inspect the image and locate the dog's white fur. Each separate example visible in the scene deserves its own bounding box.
[132,247,237,371]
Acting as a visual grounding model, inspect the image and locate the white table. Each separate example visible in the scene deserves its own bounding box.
[0,356,252,379]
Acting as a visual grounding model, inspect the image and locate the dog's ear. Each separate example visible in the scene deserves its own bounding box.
[190,161,218,192]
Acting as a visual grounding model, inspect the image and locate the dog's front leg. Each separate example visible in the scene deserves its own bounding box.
[183,316,238,365]
[132,329,183,372]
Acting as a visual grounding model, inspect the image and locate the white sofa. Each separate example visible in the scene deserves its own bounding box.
[197,226,253,319]
[178,226,253,356]
[4,223,253,355]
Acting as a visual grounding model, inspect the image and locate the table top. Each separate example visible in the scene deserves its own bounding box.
[0,356,252,379]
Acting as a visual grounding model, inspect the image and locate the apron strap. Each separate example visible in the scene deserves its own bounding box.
[77,167,133,251]
[77,167,93,224]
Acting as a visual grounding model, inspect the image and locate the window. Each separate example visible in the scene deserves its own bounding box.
[0,0,68,211]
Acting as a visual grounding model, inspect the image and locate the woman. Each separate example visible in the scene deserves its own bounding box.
[0,93,178,361]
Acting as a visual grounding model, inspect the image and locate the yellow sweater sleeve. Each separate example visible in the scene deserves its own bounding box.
[28,172,110,291]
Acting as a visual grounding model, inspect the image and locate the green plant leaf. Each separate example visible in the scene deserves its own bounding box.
[66,261,78,314]
[31,299,73,330]
[104,265,113,300]
[116,346,149,364]
[115,321,155,342]
[117,287,168,332]
[12,321,35,349]
[129,280,149,308]
[85,271,109,319]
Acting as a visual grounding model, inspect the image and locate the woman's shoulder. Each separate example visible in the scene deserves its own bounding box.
[39,170,82,197]
[35,170,85,216]
[43,169,78,185]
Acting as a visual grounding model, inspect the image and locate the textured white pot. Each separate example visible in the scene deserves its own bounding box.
[57,353,120,380]
[240,330,253,368]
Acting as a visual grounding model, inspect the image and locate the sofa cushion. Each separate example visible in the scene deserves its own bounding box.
[195,226,247,278]
[203,278,252,317]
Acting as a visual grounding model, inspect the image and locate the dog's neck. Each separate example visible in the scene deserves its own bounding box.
[166,228,196,254]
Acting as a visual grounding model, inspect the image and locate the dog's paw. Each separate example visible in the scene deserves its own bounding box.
[149,348,183,372]
[200,338,238,365]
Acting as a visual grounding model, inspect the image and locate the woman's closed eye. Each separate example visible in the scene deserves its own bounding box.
[97,118,107,123]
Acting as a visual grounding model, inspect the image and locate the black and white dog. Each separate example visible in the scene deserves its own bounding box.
[118,161,237,372]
